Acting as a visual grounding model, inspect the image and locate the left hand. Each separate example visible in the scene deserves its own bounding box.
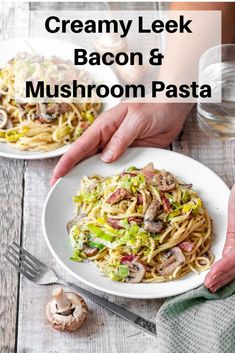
[204,184,235,292]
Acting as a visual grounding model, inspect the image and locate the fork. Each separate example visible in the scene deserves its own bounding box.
[4,242,157,337]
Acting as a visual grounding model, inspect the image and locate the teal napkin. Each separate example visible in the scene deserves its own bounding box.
[156,281,235,353]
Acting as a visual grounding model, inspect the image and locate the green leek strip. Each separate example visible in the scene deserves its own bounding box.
[73,195,82,203]
[172,201,181,209]
[87,241,105,250]
[81,111,94,123]
[126,166,137,172]
[96,217,106,225]
[75,127,84,138]
[86,112,95,123]
[182,190,189,203]
[56,125,71,139]
[87,224,114,242]
[70,249,84,262]
[118,265,129,278]
[5,130,20,142]
[165,193,181,209]
[167,209,181,221]
[182,198,202,213]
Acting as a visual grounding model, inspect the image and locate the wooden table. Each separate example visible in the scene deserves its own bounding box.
[0,2,234,353]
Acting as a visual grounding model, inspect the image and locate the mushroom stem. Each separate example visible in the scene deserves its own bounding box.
[53,287,71,312]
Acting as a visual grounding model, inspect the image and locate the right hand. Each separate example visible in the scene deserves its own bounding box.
[50,102,193,185]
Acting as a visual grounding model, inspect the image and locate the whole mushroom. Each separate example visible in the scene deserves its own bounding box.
[45,287,88,332]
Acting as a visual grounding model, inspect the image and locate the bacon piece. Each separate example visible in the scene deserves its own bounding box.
[107,218,123,230]
[179,241,194,252]
[161,193,172,213]
[106,188,132,205]
[121,254,137,264]
[137,193,143,204]
[142,163,156,181]
[128,217,142,225]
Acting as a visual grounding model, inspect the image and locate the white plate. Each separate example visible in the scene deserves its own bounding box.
[42,147,230,298]
[0,38,119,159]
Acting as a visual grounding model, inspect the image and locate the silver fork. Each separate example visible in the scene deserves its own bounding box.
[4,242,157,337]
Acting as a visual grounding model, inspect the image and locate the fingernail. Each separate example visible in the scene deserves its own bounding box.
[212,286,219,293]
[101,149,114,162]
[212,272,223,280]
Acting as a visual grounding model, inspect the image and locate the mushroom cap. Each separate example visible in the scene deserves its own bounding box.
[46,291,88,332]
[155,171,176,192]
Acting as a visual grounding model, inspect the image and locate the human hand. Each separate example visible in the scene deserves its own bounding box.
[50,102,193,185]
[204,184,235,293]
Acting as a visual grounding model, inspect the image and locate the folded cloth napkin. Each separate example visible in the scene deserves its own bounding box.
[156,281,235,353]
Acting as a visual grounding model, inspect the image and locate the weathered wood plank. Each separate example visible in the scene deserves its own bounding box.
[0,3,29,353]
[172,108,235,188]
[0,158,24,353]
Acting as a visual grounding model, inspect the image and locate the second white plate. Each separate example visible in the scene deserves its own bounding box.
[0,37,119,159]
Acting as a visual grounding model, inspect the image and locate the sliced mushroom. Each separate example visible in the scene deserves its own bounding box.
[125,261,145,283]
[83,246,99,257]
[144,220,163,233]
[45,287,88,332]
[0,109,8,129]
[143,200,162,233]
[157,247,185,276]
[36,103,57,123]
[46,103,71,115]
[144,199,161,221]
[67,213,86,234]
[156,171,176,192]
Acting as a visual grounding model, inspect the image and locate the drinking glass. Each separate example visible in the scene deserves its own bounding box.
[198,44,235,138]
